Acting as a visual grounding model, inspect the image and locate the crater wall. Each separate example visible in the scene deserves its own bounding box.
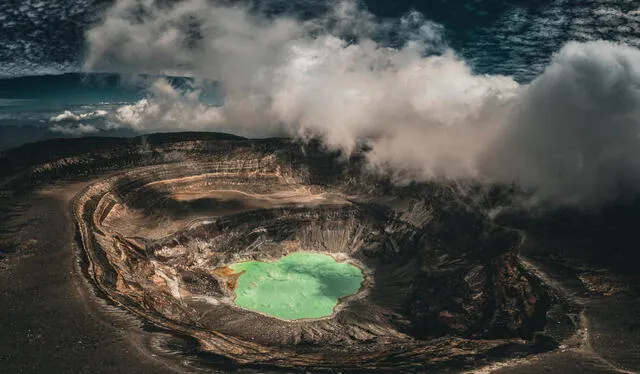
[66,137,567,370]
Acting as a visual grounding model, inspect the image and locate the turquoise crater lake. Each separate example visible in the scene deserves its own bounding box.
[229,252,364,320]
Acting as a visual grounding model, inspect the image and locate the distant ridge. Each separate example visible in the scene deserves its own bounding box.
[0,125,141,151]
[0,131,247,178]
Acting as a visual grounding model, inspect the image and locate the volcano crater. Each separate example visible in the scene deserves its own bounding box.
[69,139,571,371]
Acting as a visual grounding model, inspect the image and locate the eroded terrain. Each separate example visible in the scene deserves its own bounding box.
[3,133,633,373]
[57,135,570,371]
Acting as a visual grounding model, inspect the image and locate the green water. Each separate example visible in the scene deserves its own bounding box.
[229,252,364,320]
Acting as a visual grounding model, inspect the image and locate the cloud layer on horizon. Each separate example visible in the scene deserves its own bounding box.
[84,0,640,207]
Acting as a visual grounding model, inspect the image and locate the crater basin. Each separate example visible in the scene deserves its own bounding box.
[229,252,364,320]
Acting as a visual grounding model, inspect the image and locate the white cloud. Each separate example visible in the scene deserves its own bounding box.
[50,109,108,122]
[50,123,100,135]
[84,0,640,206]
[484,41,640,205]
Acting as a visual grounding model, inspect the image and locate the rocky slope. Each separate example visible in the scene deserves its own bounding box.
[0,133,580,372]
[10,134,566,371]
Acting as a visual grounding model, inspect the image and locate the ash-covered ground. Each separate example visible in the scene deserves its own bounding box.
[0,132,637,373]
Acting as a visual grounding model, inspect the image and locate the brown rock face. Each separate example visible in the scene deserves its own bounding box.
[2,134,570,371]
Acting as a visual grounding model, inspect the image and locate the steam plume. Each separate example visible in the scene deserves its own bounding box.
[84,0,640,206]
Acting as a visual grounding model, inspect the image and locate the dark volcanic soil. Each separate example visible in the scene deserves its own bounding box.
[0,184,179,373]
[0,133,638,373]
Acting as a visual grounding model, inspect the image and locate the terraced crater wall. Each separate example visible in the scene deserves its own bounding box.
[2,134,574,371]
